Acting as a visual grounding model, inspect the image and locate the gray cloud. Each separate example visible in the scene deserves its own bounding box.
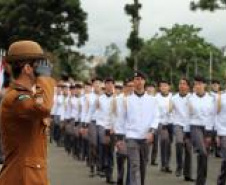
[80,0,226,56]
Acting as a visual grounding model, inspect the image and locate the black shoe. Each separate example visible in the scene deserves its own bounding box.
[160,167,166,172]
[165,167,172,173]
[117,179,123,185]
[106,178,116,184]
[89,172,95,178]
[175,169,182,177]
[151,161,158,166]
[99,171,106,178]
[184,177,195,182]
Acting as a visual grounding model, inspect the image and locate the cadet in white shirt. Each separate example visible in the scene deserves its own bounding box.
[113,80,132,185]
[210,79,221,158]
[52,83,62,144]
[145,82,158,166]
[157,80,173,173]
[55,84,65,146]
[189,76,216,185]
[96,77,115,184]
[125,71,159,185]
[70,84,82,159]
[85,77,102,177]
[62,83,72,154]
[80,82,92,161]
[216,90,226,185]
[171,78,194,181]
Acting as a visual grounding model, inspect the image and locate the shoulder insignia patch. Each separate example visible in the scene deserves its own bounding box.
[17,94,31,101]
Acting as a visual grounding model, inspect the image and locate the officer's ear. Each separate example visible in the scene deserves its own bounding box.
[23,63,34,74]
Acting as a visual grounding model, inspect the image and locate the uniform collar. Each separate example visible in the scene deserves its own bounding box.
[10,81,33,93]
[179,93,188,98]
[160,92,169,97]
[196,92,206,98]
[105,93,113,97]
[134,91,145,97]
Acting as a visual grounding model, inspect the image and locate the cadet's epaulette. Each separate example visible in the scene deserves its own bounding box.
[17,94,32,101]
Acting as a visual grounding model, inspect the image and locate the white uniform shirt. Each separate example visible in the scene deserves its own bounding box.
[85,93,99,123]
[210,91,219,131]
[51,93,58,116]
[171,93,190,132]
[62,95,71,120]
[56,94,64,118]
[125,93,160,139]
[113,94,126,135]
[216,92,226,136]
[156,93,173,125]
[80,94,89,123]
[189,93,216,130]
[70,95,81,122]
[96,94,114,130]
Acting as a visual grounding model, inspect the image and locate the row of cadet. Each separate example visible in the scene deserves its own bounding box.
[50,72,226,185]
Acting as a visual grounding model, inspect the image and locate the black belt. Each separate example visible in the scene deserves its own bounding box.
[190,125,205,130]
[126,138,146,144]
[82,123,89,128]
[74,122,80,127]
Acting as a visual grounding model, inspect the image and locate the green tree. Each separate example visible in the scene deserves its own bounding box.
[190,0,226,11]
[138,24,225,87]
[53,48,88,80]
[124,0,143,70]
[95,43,132,80]
[0,0,88,51]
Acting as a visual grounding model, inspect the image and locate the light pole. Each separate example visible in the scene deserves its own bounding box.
[209,50,213,85]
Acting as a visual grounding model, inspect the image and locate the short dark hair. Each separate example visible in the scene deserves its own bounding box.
[84,81,92,86]
[180,77,190,87]
[92,77,102,83]
[105,77,115,84]
[194,75,206,83]
[212,79,220,84]
[158,79,170,86]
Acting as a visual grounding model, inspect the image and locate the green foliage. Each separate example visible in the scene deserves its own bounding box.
[95,43,133,80]
[138,24,226,87]
[190,0,226,11]
[52,48,88,80]
[124,0,143,69]
[0,0,88,50]
[95,25,226,88]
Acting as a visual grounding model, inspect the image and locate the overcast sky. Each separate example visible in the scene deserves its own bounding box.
[79,0,226,56]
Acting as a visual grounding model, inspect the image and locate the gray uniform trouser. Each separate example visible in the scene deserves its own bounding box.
[191,125,208,185]
[126,139,150,185]
[183,132,193,178]
[88,121,98,169]
[160,124,173,168]
[217,136,226,185]
[174,125,184,171]
[151,129,159,163]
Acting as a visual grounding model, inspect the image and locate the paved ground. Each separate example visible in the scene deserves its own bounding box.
[47,143,222,185]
